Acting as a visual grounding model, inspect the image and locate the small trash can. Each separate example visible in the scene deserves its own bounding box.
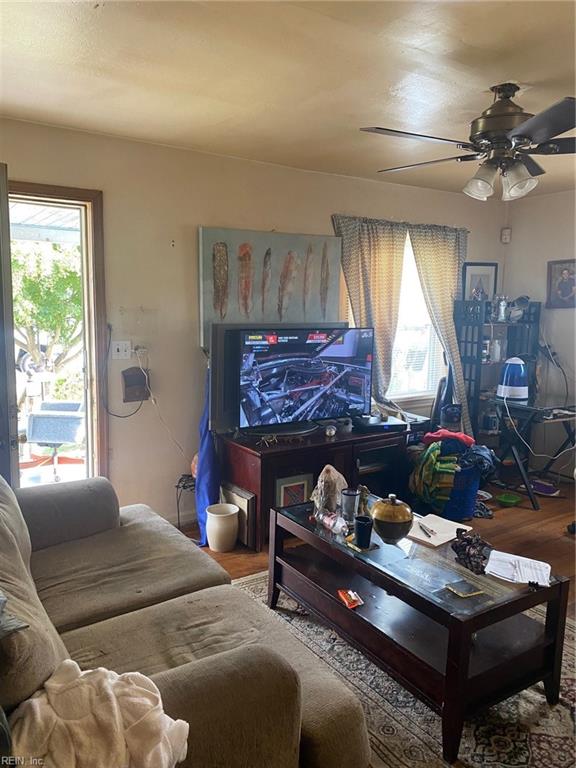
[206,503,239,552]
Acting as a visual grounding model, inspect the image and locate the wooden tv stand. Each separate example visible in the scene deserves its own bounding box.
[218,427,408,551]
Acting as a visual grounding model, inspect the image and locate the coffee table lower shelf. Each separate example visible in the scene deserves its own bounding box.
[268,513,568,765]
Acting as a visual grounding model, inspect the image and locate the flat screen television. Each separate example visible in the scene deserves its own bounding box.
[209,322,348,433]
[239,327,374,430]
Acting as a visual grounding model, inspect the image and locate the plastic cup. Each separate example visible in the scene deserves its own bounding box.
[354,515,373,549]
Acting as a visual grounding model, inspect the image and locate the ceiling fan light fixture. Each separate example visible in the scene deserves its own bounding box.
[462,160,498,200]
[501,173,513,201]
[502,160,539,199]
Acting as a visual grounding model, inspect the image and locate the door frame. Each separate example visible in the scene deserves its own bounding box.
[8,180,109,478]
[0,165,19,481]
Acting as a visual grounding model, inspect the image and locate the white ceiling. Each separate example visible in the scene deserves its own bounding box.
[1,1,574,194]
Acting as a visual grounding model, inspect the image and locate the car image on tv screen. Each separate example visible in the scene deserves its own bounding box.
[239,328,373,428]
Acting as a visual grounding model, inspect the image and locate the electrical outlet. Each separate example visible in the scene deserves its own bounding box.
[111,340,132,359]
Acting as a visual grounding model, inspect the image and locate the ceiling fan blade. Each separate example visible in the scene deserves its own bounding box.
[523,137,576,155]
[377,154,482,173]
[519,155,546,177]
[362,126,475,149]
[507,97,576,144]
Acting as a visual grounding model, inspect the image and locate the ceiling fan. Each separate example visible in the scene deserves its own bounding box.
[361,83,575,200]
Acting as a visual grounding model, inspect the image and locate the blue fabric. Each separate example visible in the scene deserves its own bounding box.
[195,370,220,546]
[439,437,467,457]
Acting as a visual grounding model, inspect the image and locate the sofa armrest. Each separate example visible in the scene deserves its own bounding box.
[151,645,301,768]
[15,477,120,551]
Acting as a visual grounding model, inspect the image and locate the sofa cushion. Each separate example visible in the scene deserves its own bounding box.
[31,505,231,632]
[16,477,120,552]
[0,527,69,711]
[62,585,370,768]
[0,475,32,571]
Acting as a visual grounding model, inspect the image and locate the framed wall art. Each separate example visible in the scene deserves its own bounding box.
[198,227,342,350]
[275,473,313,508]
[462,262,498,301]
[546,259,576,309]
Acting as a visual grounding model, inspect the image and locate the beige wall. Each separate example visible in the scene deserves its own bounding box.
[0,117,513,521]
[500,190,575,474]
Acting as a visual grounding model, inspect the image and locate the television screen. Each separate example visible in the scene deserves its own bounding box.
[239,328,373,428]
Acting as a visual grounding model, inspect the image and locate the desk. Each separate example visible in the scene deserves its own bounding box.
[491,398,576,510]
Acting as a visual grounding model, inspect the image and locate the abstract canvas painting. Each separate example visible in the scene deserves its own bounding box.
[199,227,342,349]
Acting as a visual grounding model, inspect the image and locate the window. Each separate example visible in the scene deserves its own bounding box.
[386,235,446,400]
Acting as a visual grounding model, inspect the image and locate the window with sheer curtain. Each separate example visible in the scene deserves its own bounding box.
[386,234,446,399]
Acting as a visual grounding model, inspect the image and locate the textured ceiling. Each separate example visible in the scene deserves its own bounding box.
[1,1,574,194]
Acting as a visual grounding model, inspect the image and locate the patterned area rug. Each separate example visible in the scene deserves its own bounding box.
[234,571,575,768]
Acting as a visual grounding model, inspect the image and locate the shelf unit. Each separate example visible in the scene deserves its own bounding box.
[454,300,541,437]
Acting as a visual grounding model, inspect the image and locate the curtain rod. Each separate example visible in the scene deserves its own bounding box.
[332,213,470,236]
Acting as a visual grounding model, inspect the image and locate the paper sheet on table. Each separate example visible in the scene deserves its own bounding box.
[407,515,472,547]
[485,550,551,586]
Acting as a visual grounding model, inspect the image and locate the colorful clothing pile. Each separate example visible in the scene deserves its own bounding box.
[410,431,497,516]
[409,441,459,512]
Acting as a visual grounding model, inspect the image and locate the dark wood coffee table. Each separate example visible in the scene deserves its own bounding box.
[268,502,569,764]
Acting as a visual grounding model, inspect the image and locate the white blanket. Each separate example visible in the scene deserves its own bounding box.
[9,660,189,768]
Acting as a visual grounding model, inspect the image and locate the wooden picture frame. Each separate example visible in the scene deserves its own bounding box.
[220,482,256,548]
[462,262,498,301]
[546,259,576,309]
[275,473,313,508]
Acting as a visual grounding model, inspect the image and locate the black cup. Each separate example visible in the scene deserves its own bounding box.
[355,515,373,549]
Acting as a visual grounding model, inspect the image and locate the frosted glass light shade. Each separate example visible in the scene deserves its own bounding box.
[462,161,498,200]
[501,173,513,201]
[503,161,539,199]
[463,178,490,200]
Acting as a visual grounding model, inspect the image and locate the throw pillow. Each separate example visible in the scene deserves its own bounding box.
[0,529,69,711]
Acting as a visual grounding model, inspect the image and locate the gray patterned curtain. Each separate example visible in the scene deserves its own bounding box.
[407,224,472,434]
[332,214,407,401]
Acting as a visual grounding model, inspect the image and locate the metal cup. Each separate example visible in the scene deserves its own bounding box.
[340,488,360,525]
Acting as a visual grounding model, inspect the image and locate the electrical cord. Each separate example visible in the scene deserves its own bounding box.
[502,395,575,461]
[134,348,189,461]
[101,325,145,418]
[540,330,570,407]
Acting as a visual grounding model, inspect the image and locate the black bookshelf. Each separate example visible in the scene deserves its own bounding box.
[454,300,541,437]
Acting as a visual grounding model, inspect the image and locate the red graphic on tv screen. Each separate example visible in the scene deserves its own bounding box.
[265,335,278,344]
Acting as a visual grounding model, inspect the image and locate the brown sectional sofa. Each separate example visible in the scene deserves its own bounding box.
[1,476,371,768]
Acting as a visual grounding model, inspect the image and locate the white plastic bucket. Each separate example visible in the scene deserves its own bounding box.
[206,503,239,552]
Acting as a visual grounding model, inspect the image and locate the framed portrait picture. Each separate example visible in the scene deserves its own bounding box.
[462,262,498,301]
[546,259,576,309]
[275,473,313,508]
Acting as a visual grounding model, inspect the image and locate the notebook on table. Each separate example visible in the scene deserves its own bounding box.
[407,514,472,548]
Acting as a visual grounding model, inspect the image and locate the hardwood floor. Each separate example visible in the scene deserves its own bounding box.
[188,482,576,616]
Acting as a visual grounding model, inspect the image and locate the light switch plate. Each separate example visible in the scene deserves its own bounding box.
[111,340,132,359]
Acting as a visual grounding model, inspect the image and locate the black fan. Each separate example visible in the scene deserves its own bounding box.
[362,83,575,178]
